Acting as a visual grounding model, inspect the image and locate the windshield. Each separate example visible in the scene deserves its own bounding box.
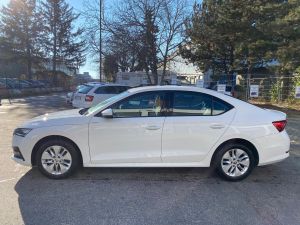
[85,91,130,115]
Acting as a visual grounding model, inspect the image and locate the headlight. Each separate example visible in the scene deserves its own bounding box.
[13,128,32,137]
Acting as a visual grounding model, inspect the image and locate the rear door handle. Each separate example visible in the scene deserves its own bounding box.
[210,124,225,129]
[146,125,161,130]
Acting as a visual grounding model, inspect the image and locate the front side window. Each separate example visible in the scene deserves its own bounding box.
[86,91,130,115]
[111,91,167,118]
[171,91,212,116]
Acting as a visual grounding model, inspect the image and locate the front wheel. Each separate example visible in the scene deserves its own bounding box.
[36,139,80,179]
[215,144,256,181]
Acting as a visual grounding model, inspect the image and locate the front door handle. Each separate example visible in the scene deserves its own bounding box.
[210,124,225,129]
[146,125,161,130]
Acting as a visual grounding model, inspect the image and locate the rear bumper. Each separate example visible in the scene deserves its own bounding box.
[252,130,290,166]
[258,153,289,166]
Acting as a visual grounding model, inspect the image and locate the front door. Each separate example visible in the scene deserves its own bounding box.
[89,91,167,164]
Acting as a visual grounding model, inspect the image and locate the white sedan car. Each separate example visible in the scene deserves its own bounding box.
[72,84,130,108]
[12,86,290,181]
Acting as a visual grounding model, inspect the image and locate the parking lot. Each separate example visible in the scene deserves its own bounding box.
[0,93,300,225]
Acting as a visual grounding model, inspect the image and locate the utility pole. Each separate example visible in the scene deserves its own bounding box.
[99,0,103,82]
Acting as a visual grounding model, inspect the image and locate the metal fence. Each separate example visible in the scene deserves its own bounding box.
[0,77,71,99]
[246,76,300,103]
[197,75,300,104]
[1,74,300,106]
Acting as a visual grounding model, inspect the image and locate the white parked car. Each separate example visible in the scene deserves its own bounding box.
[66,85,85,105]
[12,86,290,181]
[72,84,130,108]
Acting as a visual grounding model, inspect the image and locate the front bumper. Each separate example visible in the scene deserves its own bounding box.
[11,134,34,166]
[11,155,31,166]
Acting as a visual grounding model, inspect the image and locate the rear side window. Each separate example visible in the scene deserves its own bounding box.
[78,85,93,94]
[212,97,233,115]
[115,86,130,93]
[94,86,118,94]
[172,91,212,116]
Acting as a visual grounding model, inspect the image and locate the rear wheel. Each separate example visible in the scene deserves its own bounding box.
[215,143,256,181]
[36,139,80,179]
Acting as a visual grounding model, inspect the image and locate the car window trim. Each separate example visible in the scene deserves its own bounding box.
[94,90,234,118]
[167,90,234,117]
[96,90,169,118]
[168,90,213,117]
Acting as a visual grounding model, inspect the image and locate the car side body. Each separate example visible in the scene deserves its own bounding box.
[12,86,290,180]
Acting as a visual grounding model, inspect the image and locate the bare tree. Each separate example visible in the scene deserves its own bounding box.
[82,0,102,58]
[157,0,187,84]
[82,0,188,84]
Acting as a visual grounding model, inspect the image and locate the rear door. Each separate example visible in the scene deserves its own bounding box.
[162,91,236,163]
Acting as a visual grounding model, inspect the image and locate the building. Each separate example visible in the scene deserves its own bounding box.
[162,53,203,84]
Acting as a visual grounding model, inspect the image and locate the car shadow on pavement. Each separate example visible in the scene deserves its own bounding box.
[14,167,219,225]
[14,160,299,225]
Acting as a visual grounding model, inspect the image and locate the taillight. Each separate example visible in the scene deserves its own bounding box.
[272,120,287,132]
[85,95,94,102]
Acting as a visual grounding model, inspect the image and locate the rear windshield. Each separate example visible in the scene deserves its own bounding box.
[78,85,93,94]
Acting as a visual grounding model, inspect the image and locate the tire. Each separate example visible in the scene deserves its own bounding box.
[214,143,256,181]
[36,138,80,179]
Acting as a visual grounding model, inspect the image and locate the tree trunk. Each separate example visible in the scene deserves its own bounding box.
[24,32,32,79]
[26,46,32,80]
[160,45,169,85]
[52,14,57,86]
[145,68,152,85]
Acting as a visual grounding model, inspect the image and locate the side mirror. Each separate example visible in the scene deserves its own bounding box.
[101,108,113,118]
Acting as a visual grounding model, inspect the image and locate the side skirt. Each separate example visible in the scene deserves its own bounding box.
[83,162,210,168]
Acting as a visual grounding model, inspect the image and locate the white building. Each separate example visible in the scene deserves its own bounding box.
[163,53,203,84]
[116,52,204,86]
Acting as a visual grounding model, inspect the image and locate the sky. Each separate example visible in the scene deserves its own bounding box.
[0,0,199,79]
[0,0,114,79]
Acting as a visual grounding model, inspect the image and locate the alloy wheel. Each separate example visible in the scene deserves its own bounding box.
[221,148,250,177]
[41,145,72,175]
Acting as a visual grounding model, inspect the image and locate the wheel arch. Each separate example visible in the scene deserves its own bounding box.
[210,138,259,167]
[31,135,83,166]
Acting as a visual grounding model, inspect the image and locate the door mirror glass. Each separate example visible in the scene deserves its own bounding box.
[101,108,113,118]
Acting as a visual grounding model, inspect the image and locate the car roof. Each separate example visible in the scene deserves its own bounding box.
[126,85,250,109]
[127,85,213,94]
[91,83,130,87]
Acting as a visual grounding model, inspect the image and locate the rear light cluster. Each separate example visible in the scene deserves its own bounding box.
[272,120,287,132]
[85,95,94,102]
